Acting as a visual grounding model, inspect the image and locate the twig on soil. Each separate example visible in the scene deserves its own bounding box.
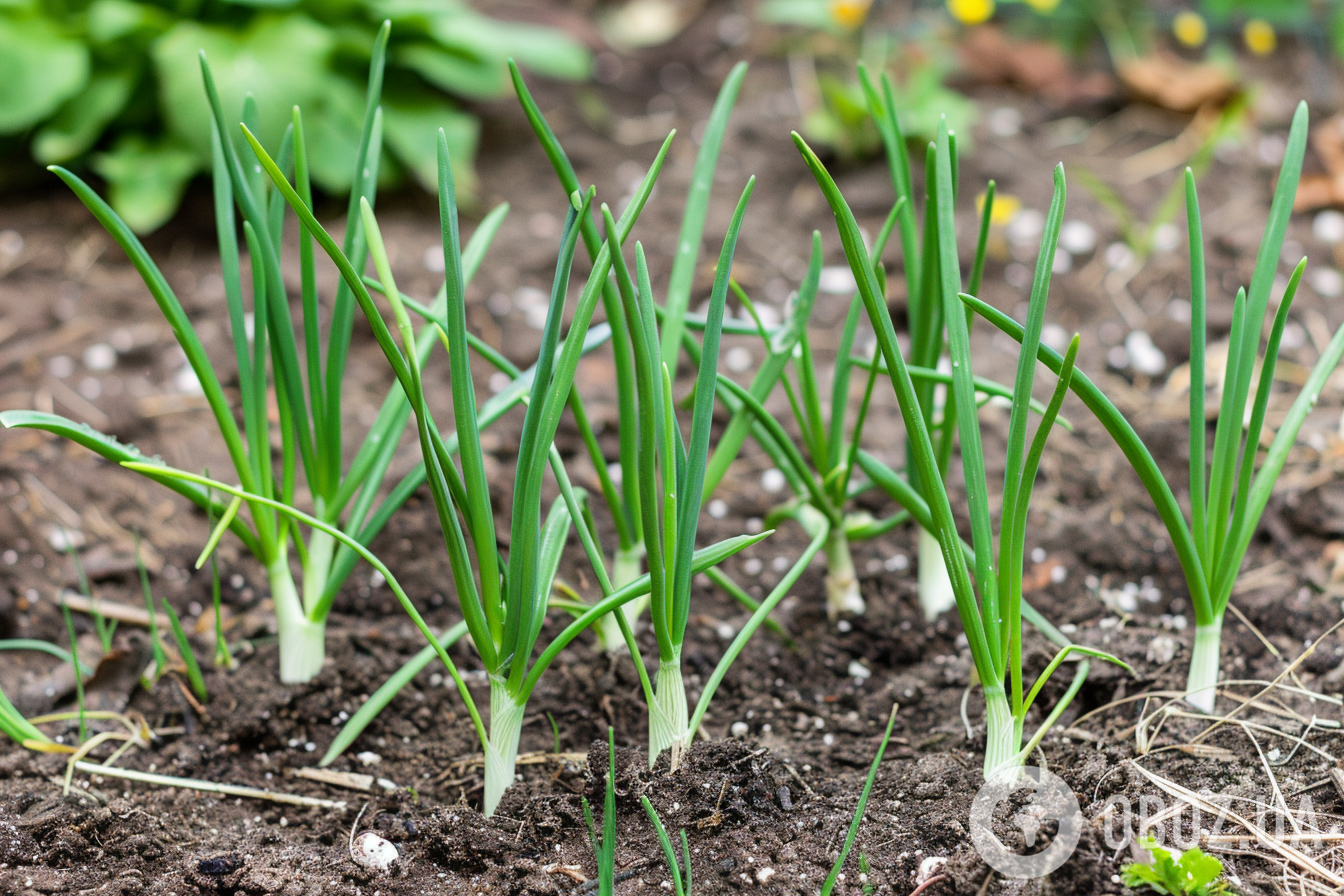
[781,761,815,796]
[71,760,348,809]
[1226,601,1282,659]
[57,591,168,628]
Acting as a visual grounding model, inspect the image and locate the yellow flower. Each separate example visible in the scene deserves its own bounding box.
[830,0,872,29]
[947,0,994,26]
[977,191,1021,227]
[1172,11,1207,47]
[1244,18,1276,55]
[1023,0,1061,13]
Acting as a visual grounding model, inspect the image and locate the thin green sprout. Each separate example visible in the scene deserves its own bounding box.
[820,704,898,896]
[136,534,166,682]
[161,599,207,703]
[59,596,86,744]
[641,795,692,896]
[581,728,618,896]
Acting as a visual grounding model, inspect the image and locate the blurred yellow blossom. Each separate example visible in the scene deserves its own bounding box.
[830,0,872,29]
[1244,18,1276,55]
[1173,11,1207,47]
[947,0,994,26]
[1023,0,1061,13]
[977,191,1021,226]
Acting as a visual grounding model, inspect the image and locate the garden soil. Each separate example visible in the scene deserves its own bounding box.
[1,3,1343,894]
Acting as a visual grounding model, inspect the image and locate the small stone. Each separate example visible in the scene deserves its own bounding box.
[197,854,243,875]
[1059,220,1097,255]
[1147,635,1178,665]
[760,469,786,493]
[1311,267,1344,298]
[916,856,947,885]
[708,499,729,519]
[847,660,871,680]
[423,246,445,272]
[730,721,749,737]
[756,868,776,884]
[83,343,116,371]
[986,106,1022,138]
[1315,210,1344,244]
[1151,223,1180,253]
[1105,242,1135,270]
[1125,330,1166,376]
[725,346,753,373]
[777,786,793,810]
[818,266,856,295]
[351,831,398,873]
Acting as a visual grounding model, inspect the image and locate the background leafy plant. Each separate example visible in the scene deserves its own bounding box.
[0,0,589,231]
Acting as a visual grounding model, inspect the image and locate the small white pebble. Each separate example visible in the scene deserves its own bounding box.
[1007,208,1044,247]
[352,831,398,873]
[847,660,871,680]
[916,857,947,885]
[884,553,908,572]
[1059,220,1096,255]
[48,355,74,379]
[1030,547,1047,564]
[1051,247,1072,274]
[1151,223,1180,253]
[986,106,1022,138]
[1125,330,1166,376]
[760,468,786,493]
[83,343,116,371]
[423,247,445,272]
[725,346,753,373]
[743,557,763,576]
[1105,242,1135,270]
[818,266,856,295]
[707,499,729,519]
[1311,267,1344,298]
[1314,210,1344,244]
[756,867,776,883]
[730,721,749,737]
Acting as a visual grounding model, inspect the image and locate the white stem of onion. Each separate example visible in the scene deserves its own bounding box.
[649,652,689,770]
[823,527,864,619]
[1184,619,1223,715]
[917,527,956,621]
[982,686,1019,778]
[270,554,325,685]
[596,545,646,654]
[301,527,336,617]
[483,678,526,817]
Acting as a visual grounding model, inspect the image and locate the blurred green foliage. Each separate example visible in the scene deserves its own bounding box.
[760,0,975,158]
[0,0,590,231]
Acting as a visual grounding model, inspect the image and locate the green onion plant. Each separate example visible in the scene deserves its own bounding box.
[245,119,764,813]
[0,26,521,685]
[600,175,756,769]
[508,61,749,649]
[797,121,1129,775]
[857,65,1000,621]
[967,103,1344,714]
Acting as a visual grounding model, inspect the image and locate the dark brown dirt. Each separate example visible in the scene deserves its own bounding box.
[2,2,1344,895]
